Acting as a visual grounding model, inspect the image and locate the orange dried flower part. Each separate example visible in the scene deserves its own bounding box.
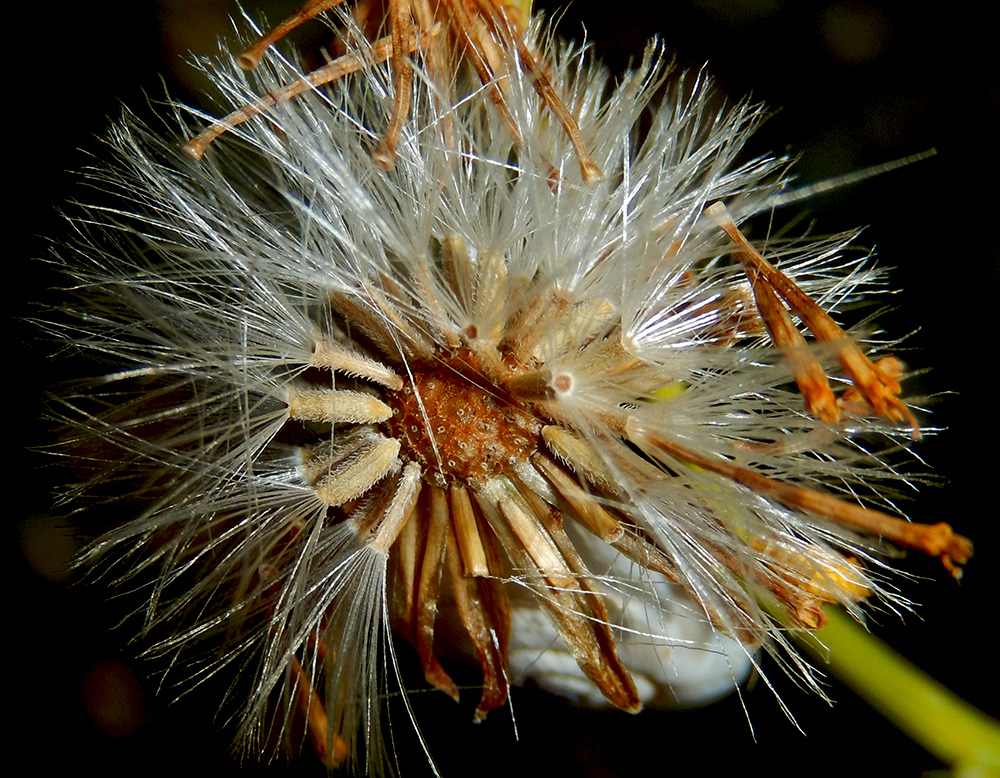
[708,202,920,437]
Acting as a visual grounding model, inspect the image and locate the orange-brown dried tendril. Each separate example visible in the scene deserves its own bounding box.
[184,0,602,183]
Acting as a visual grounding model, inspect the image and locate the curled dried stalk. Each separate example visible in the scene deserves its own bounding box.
[184,0,602,182]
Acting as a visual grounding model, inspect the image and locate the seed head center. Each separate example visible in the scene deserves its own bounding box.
[387,356,542,486]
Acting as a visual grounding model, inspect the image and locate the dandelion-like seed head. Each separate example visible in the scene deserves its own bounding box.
[48,6,971,774]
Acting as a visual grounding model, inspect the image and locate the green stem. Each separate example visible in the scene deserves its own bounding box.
[797,606,1000,776]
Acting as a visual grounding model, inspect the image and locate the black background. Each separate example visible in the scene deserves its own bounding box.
[11,2,998,776]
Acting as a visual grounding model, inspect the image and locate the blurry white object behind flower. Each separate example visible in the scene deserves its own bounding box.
[48,9,970,774]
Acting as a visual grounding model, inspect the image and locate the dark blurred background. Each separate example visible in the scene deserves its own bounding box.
[11,2,998,776]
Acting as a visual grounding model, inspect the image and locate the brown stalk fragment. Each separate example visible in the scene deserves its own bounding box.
[708,202,919,435]
[372,0,415,170]
[437,0,561,186]
[184,32,397,160]
[636,426,972,578]
[467,0,602,183]
[526,487,642,711]
[444,514,511,721]
[513,36,603,184]
[416,485,461,700]
[389,501,420,633]
[290,655,348,768]
[238,0,348,70]
[476,482,641,711]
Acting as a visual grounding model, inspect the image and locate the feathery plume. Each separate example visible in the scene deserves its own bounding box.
[45,6,970,773]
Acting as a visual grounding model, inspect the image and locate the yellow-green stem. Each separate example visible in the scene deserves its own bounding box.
[797,606,1000,777]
